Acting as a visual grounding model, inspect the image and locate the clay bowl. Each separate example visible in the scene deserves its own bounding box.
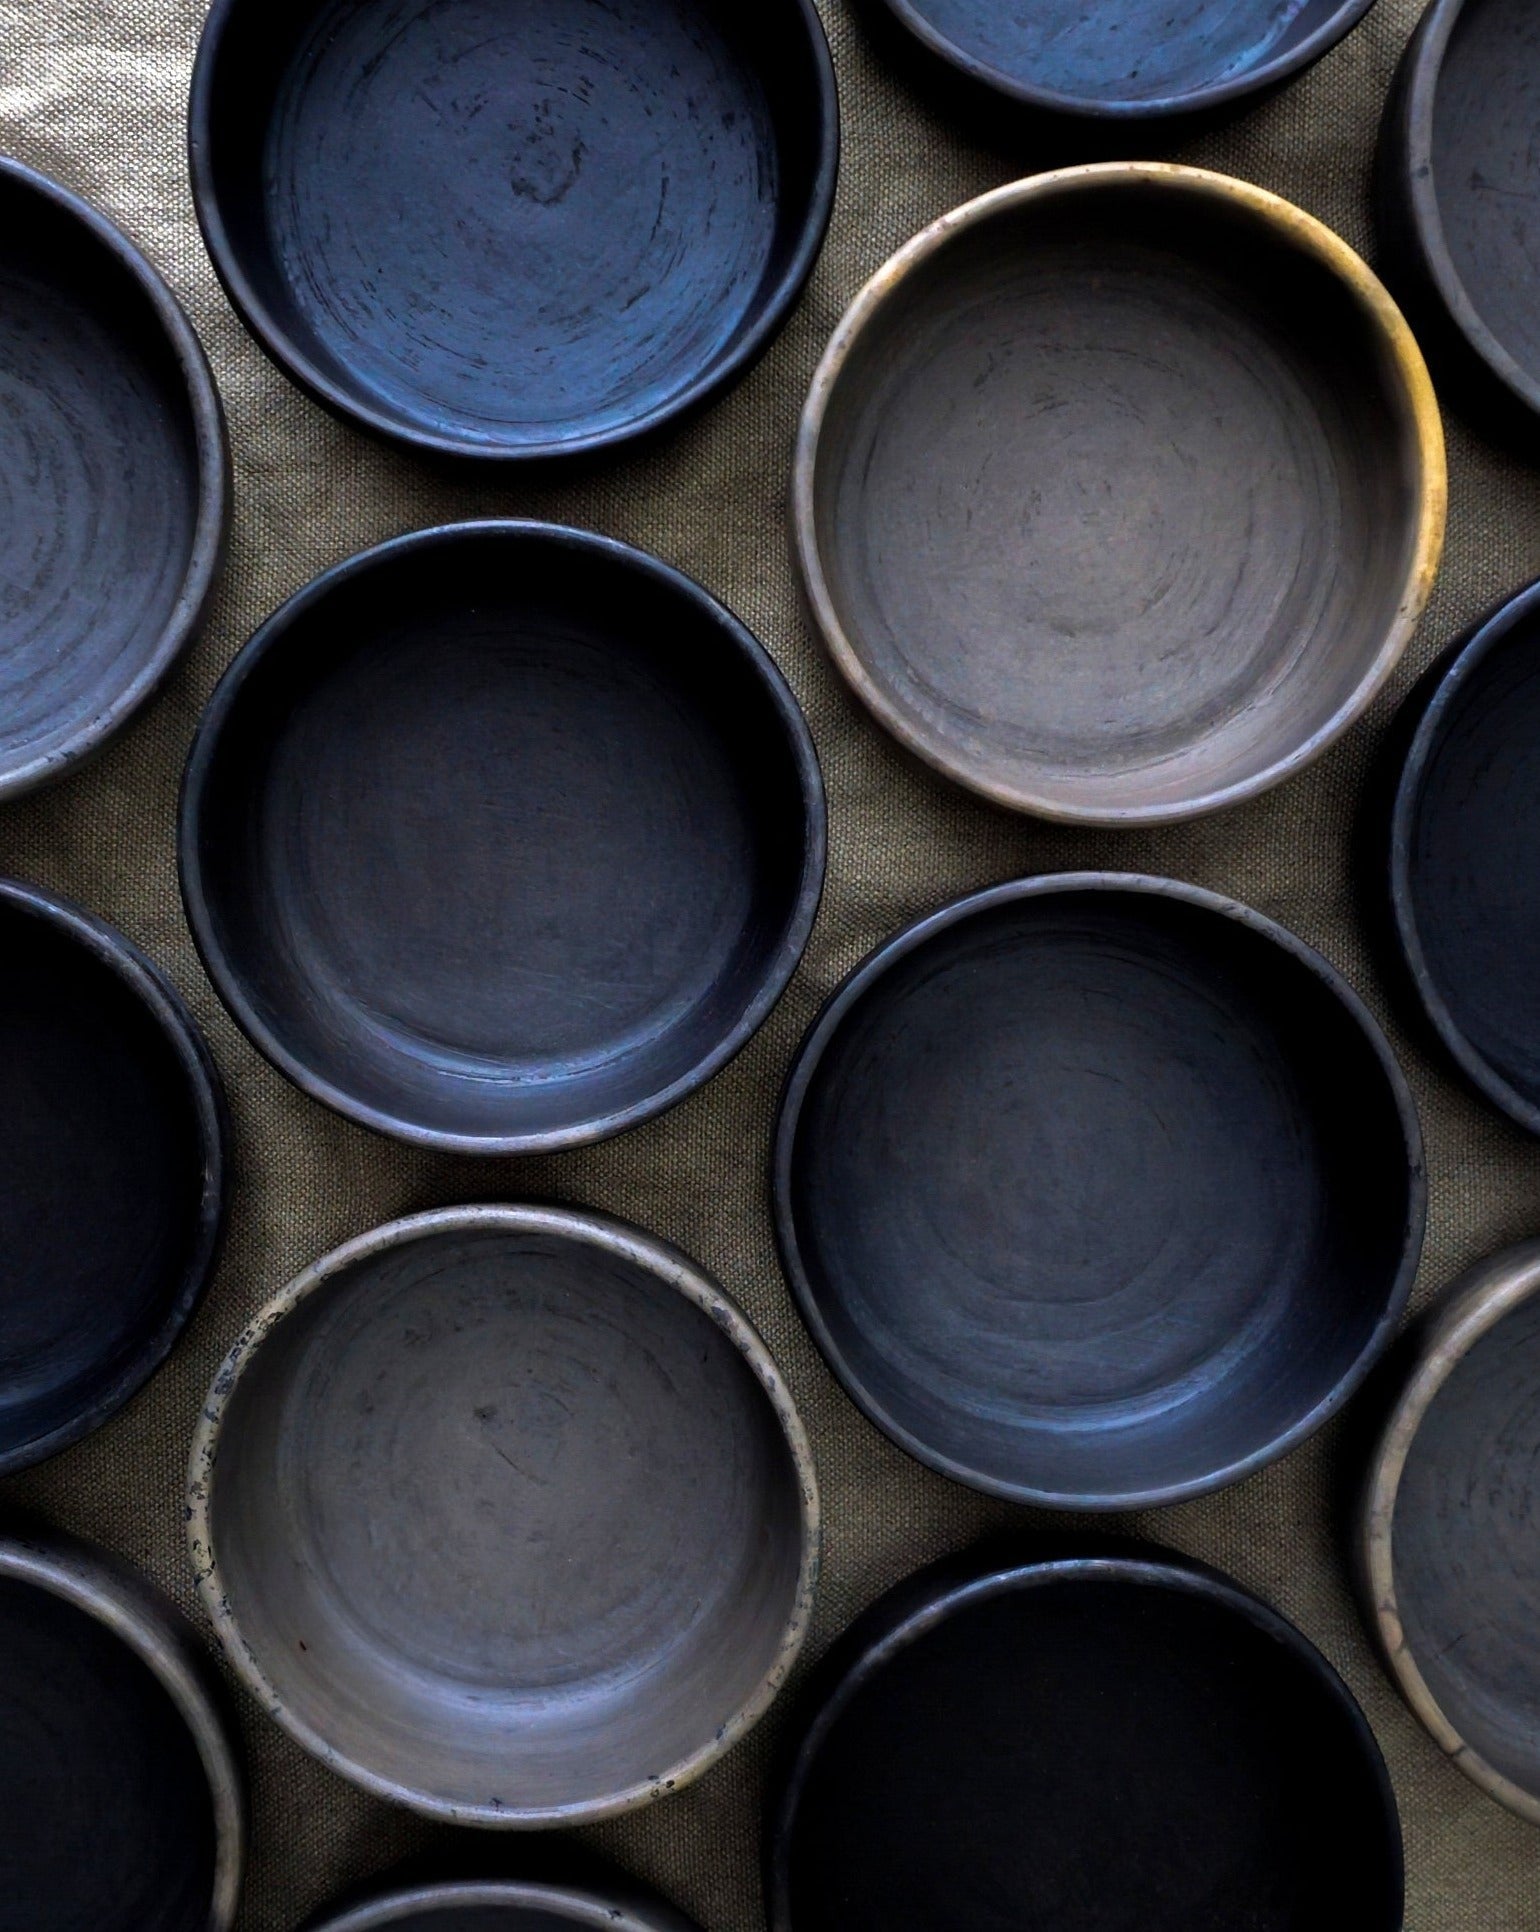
[0,1526,244,1931]
[774,874,1424,1510]
[767,1543,1403,1931]
[306,1875,699,1932]
[867,0,1377,125]
[0,880,225,1475]
[188,0,837,462]
[1361,1239,1540,1823]
[1378,0,1540,435]
[179,522,824,1153]
[0,158,226,799]
[189,1205,819,1825]
[1380,578,1540,1132]
[795,164,1445,826]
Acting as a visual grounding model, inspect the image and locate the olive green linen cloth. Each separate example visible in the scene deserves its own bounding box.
[2,0,1538,1924]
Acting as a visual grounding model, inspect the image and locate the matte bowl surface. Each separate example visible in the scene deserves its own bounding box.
[0,880,225,1474]
[0,1529,243,1932]
[189,0,837,459]
[307,1875,699,1931]
[1362,1239,1540,1823]
[179,522,824,1153]
[796,164,1443,825]
[768,1545,1403,1932]
[189,1206,818,1826]
[0,158,225,797]
[774,875,1424,1509]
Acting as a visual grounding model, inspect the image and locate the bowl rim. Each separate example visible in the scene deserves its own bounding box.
[1388,575,1540,1132]
[187,1201,822,1828]
[0,1524,246,1926]
[0,156,229,801]
[871,0,1377,119]
[307,1876,699,1931]
[766,1542,1403,1930]
[186,0,840,463]
[1359,1236,1540,1826]
[771,870,1427,1510]
[177,518,827,1155]
[793,161,1447,827]
[1387,0,1540,419]
[0,877,227,1476]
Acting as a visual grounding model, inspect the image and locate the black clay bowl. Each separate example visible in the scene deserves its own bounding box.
[1383,577,1540,1131]
[1379,0,1540,431]
[189,1205,820,1826]
[0,880,225,1474]
[189,0,837,462]
[796,164,1445,826]
[871,0,1376,122]
[0,1527,244,1931]
[0,159,226,798]
[307,1876,699,1932]
[767,1545,1403,1932]
[1361,1239,1540,1823]
[179,522,824,1153]
[774,875,1424,1510]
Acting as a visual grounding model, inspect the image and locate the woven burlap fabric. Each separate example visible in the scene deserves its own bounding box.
[2,0,1538,1924]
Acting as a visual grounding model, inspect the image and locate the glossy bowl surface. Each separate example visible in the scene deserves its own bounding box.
[0,1526,244,1932]
[1361,1238,1540,1824]
[190,1205,819,1827]
[0,157,226,798]
[179,522,824,1154]
[0,879,226,1475]
[795,164,1444,825]
[768,1543,1403,1931]
[189,0,837,461]
[872,0,1377,120]
[774,874,1424,1509]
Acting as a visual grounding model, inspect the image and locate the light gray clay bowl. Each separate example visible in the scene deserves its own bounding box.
[1360,1238,1540,1823]
[188,1205,818,1827]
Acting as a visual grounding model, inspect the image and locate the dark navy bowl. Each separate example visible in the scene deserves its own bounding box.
[767,1543,1403,1932]
[188,0,838,462]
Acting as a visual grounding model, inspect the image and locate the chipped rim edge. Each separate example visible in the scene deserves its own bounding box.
[187,1203,822,1829]
[0,1526,246,1926]
[792,161,1447,828]
[1359,1237,1540,1826]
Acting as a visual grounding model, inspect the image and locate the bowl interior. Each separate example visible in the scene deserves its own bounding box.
[780,887,1416,1503]
[0,1575,219,1932]
[1393,1289,1540,1799]
[777,1572,1399,1930]
[0,168,203,787]
[1401,605,1540,1113]
[196,0,829,452]
[807,180,1425,818]
[0,895,214,1469]
[889,0,1357,108]
[184,530,817,1147]
[1429,0,1540,389]
[209,1223,807,1815]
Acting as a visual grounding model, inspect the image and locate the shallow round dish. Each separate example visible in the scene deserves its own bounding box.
[774,874,1424,1510]
[0,1526,244,1931]
[179,522,824,1153]
[1361,1239,1540,1824]
[795,164,1444,826]
[1378,0,1540,432]
[871,0,1377,122]
[1382,576,1540,1132]
[189,1204,819,1826]
[0,879,225,1475]
[768,1543,1403,1931]
[189,0,837,461]
[0,158,226,799]
[307,1875,699,1932]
